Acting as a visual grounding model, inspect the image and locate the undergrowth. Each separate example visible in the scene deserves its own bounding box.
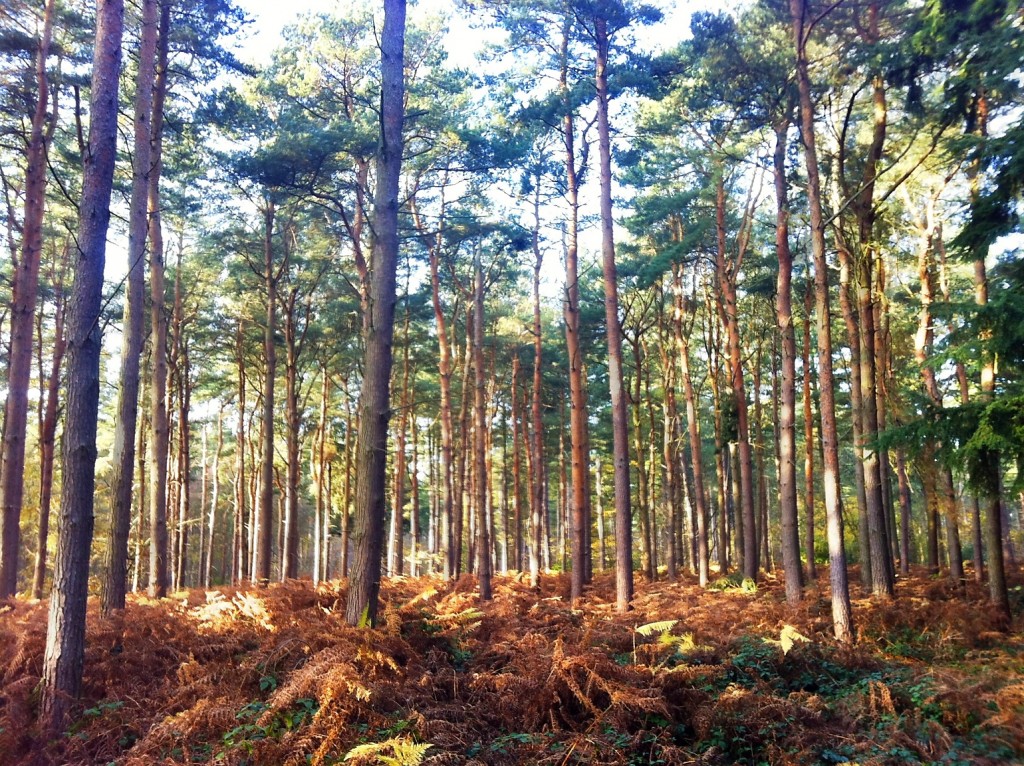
[0,566,1021,765]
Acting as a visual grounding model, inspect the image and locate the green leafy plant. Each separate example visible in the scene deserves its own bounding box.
[634,619,709,666]
[343,737,433,765]
[765,625,811,656]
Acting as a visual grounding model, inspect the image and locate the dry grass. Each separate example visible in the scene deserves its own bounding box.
[1,566,1022,765]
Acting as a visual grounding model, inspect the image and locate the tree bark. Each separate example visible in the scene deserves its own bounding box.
[205,407,223,587]
[912,201,964,582]
[473,245,492,600]
[40,0,123,731]
[32,252,68,600]
[630,337,653,580]
[232,322,247,583]
[255,203,278,584]
[281,278,309,581]
[389,302,411,577]
[410,399,421,576]
[802,285,817,581]
[147,0,171,598]
[595,14,633,613]
[675,268,709,586]
[714,173,758,581]
[789,0,854,641]
[172,240,191,590]
[0,0,58,598]
[345,0,405,626]
[773,119,803,602]
[420,194,458,580]
[895,449,912,574]
[102,0,158,612]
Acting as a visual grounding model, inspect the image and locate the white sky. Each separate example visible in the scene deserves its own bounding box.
[231,0,711,68]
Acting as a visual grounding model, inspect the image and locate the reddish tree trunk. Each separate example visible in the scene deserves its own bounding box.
[595,15,633,613]
[345,0,405,626]
[790,0,854,641]
[0,0,58,597]
[40,0,124,731]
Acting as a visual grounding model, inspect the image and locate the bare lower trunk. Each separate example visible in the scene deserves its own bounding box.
[103,0,157,612]
[595,15,632,613]
[773,119,803,602]
[32,258,67,600]
[802,286,817,581]
[714,175,757,581]
[474,247,492,600]
[147,0,170,598]
[790,0,853,641]
[256,203,277,584]
[233,325,247,583]
[0,0,58,598]
[345,0,405,626]
[40,0,123,731]
[895,450,912,574]
[205,409,222,587]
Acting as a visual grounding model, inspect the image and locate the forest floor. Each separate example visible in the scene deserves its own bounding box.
[1,567,1023,766]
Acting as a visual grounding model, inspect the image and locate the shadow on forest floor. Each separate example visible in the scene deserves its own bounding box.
[1,565,1023,765]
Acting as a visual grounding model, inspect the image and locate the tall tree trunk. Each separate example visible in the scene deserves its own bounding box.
[421,195,458,581]
[895,449,912,574]
[714,173,758,581]
[708,309,729,574]
[389,302,411,577]
[0,0,58,597]
[282,285,306,581]
[256,203,277,584]
[556,24,592,598]
[132,376,149,593]
[971,92,1010,618]
[410,400,421,576]
[312,370,328,584]
[32,252,68,600]
[631,338,654,580]
[39,0,123,731]
[912,202,964,583]
[147,0,171,598]
[773,119,803,602]
[205,407,222,587]
[936,236,985,582]
[595,457,606,571]
[790,0,854,641]
[676,269,709,587]
[344,0,405,626]
[455,314,473,576]
[199,424,208,584]
[341,385,354,576]
[530,193,550,596]
[802,284,817,581]
[172,241,191,590]
[511,358,523,572]
[233,322,247,583]
[473,246,492,600]
[595,14,633,613]
[836,241,871,588]
[102,0,157,612]
[658,281,678,581]
[851,71,895,598]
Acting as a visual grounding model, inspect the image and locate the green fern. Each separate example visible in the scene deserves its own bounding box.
[635,620,678,638]
[764,624,812,656]
[424,607,484,631]
[343,737,433,765]
[635,620,709,666]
